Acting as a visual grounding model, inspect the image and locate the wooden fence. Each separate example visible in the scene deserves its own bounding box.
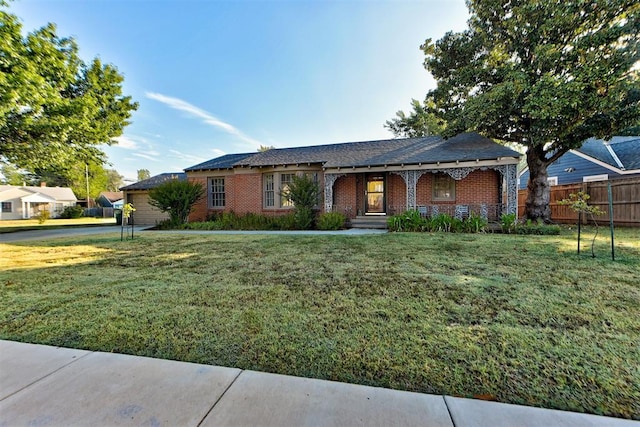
[518,177,640,226]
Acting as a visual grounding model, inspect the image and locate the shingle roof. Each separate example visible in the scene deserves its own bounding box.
[577,136,640,171]
[0,185,77,201]
[120,173,186,191]
[98,191,123,202]
[187,133,520,172]
[184,153,255,171]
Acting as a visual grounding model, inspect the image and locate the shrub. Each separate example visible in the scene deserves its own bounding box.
[281,174,319,230]
[516,220,561,235]
[59,205,84,219]
[317,212,346,230]
[462,214,487,233]
[148,180,205,226]
[500,213,517,234]
[35,210,50,224]
[387,210,426,232]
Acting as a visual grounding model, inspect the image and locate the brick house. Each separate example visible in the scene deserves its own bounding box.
[185,133,521,225]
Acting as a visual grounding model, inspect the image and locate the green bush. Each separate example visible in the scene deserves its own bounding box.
[59,205,85,219]
[281,174,319,230]
[462,213,487,233]
[148,180,205,226]
[516,220,561,235]
[387,210,427,232]
[35,210,50,224]
[317,212,346,230]
[500,213,517,233]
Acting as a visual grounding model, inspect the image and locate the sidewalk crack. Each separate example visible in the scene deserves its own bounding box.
[196,369,243,427]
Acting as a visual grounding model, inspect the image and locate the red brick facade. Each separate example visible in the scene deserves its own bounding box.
[189,169,502,222]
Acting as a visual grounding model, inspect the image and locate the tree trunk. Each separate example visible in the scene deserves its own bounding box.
[525,147,552,222]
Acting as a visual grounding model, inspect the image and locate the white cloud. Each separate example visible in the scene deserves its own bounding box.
[132,153,160,162]
[145,92,262,148]
[168,149,207,164]
[210,148,226,157]
[113,135,139,150]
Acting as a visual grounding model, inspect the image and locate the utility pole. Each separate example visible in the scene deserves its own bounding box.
[85,163,90,208]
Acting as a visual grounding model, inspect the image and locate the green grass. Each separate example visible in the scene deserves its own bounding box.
[1,227,638,419]
[0,217,116,233]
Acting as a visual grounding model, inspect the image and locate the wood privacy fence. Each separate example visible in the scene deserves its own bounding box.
[518,177,640,226]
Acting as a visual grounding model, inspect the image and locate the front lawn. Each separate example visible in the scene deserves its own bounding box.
[0,217,116,233]
[0,228,638,419]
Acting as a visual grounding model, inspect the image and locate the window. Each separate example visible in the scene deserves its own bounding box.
[210,178,225,208]
[432,173,455,201]
[547,176,558,186]
[264,174,275,207]
[280,173,294,207]
[1,202,11,213]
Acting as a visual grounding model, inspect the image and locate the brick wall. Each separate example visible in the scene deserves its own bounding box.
[188,176,208,221]
[333,175,357,218]
[416,169,500,206]
[387,174,406,214]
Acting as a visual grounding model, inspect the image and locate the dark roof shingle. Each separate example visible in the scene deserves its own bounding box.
[120,173,186,191]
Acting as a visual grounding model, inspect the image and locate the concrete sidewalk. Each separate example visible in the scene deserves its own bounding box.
[1,341,636,426]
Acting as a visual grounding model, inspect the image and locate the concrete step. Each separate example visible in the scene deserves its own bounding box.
[350,216,389,229]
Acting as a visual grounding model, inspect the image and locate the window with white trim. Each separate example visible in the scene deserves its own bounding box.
[264,174,275,207]
[1,202,11,213]
[210,177,225,208]
[583,174,608,183]
[547,176,558,186]
[433,173,455,201]
[280,173,294,207]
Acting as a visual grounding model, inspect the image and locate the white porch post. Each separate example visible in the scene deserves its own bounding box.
[323,173,345,213]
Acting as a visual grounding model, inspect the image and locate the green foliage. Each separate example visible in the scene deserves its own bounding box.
[417,0,639,221]
[388,210,482,233]
[181,211,298,231]
[137,169,151,181]
[59,205,84,219]
[501,213,517,234]
[317,212,346,230]
[384,97,446,138]
[34,210,50,224]
[148,180,204,226]
[0,162,26,185]
[0,8,138,171]
[515,220,562,235]
[281,174,320,230]
[461,213,487,233]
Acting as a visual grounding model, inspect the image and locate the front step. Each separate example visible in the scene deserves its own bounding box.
[350,215,389,229]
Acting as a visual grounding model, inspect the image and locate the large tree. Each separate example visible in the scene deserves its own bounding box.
[0,6,138,171]
[401,0,639,221]
[384,97,446,138]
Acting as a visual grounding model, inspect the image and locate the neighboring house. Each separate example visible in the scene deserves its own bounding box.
[120,173,186,225]
[96,191,124,208]
[185,133,521,224]
[519,136,640,189]
[0,184,77,220]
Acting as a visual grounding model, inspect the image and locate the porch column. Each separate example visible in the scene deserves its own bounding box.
[505,163,518,217]
[323,173,345,213]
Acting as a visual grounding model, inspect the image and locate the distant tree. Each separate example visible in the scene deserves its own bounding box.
[384,98,446,138]
[409,0,639,222]
[148,180,205,225]
[106,169,124,191]
[0,7,138,171]
[0,162,26,185]
[28,161,110,199]
[258,145,275,152]
[137,169,151,181]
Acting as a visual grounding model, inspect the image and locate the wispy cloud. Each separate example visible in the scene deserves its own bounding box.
[168,149,207,164]
[113,135,139,150]
[145,92,261,148]
[132,152,160,162]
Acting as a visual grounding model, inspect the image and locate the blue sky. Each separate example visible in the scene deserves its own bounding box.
[10,0,469,182]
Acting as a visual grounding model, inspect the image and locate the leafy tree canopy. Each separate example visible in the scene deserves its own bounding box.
[384,97,446,138]
[0,7,138,171]
[137,169,151,181]
[413,0,639,221]
[26,161,122,199]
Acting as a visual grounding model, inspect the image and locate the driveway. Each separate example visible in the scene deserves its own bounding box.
[0,226,149,243]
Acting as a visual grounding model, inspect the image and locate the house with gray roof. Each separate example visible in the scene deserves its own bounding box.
[185,133,521,225]
[519,136,640,189]
[0,183,77,220]
[120,173,186,225]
